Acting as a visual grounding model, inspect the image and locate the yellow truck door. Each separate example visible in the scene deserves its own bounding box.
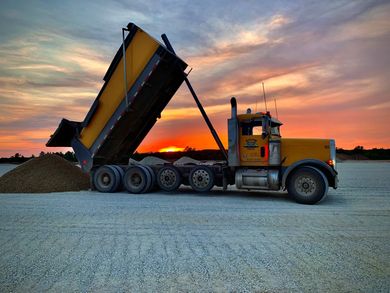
[240,133,269,166]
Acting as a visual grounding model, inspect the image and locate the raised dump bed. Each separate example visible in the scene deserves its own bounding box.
[47,23,187,172]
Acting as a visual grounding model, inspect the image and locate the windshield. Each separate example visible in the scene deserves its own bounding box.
[241,117,282,137]
[271,126,280,136]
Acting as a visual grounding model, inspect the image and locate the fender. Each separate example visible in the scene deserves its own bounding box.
[281,159,338,188]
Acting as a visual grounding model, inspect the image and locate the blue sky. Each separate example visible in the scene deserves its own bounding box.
[0,0,389,155]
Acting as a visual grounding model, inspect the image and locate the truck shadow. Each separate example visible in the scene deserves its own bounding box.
[167,187,293,202]
[152,187,338,205]
[114,187,337,204]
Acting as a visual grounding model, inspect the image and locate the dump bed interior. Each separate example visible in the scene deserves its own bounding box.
[47,23,187,170]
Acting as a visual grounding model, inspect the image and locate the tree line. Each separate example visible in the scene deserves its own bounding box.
[1,146,390,163]
[336,146,390,160]
[0,151,77,163]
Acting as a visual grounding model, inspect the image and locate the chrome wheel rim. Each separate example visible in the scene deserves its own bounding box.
[191,169,210,189]
[295,175,316,196]
[160,169,176,188]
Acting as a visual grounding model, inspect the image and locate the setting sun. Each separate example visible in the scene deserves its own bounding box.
[158,146,185,153]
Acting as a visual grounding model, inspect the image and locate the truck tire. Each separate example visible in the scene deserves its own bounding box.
[123,166,151,194]
[287,166,328,204]
[93,165,120,193]
[111,165,124,191]
[157,166,181,191]
[189,166,214,192]
[142,165,156,192]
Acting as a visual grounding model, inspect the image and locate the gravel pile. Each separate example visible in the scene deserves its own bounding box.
[139,156,169,165]
[0,154,90,193]
[174,156,200,165]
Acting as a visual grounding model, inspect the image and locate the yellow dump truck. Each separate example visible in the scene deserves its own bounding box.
[47,22,338,204]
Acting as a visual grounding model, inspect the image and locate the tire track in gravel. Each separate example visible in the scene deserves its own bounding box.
[10,234,64,290]
[154,212,182,291]
[28,234,85,291]
[206,235,257,291]
[0,212,38,259]
[0,231,47,276]
[53,235,98,291]
[308,231,389,291]
[87,233,118,291]
[252,235,299,291]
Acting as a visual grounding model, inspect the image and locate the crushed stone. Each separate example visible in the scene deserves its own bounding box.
[0,154,90,193]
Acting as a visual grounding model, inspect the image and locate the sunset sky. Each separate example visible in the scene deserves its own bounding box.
[0,0,389,157]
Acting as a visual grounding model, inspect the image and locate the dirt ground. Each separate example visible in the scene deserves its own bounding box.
[0,161,389,292]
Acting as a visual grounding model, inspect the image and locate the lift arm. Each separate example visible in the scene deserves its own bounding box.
[161,34,228,161]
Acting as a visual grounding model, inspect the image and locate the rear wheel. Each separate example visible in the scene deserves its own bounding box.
[123,166,151,194]
[287,166,328,204]
[142,165,156,192]
[189,166,214,192]
[93,165,120,192]
[111,165,124,191]
[157,166,181,191]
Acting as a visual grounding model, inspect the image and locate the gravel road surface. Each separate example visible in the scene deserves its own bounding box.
[0,162,389,292]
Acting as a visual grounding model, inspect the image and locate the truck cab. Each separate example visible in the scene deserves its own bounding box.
[238,112,282,166]
[228,97,338,204]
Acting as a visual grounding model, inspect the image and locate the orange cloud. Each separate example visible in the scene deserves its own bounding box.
[1,3,390,159]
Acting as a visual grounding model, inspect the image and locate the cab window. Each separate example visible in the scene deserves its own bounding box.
[241,121,262,136]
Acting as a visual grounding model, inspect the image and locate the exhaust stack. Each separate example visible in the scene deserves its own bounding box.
[231,97,237,119]
[228,97,240,167]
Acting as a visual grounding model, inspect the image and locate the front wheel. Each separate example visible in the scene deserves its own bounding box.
[287,166,328,204]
